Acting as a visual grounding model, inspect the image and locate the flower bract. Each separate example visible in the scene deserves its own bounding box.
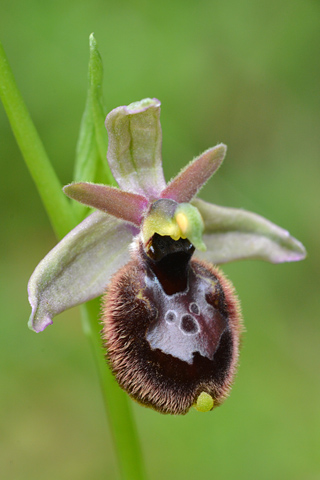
[28,98,306,414]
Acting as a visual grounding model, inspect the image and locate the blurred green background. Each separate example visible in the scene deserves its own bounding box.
[1,0,319,479]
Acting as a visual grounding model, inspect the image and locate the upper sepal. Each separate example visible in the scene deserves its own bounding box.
[105,98,166,200]
[192,198,306,264]
[28,211,138,332]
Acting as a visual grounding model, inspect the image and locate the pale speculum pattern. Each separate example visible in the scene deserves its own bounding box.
[145,262,228,365]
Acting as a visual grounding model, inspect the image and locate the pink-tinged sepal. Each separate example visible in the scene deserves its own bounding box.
[161,144,226,203]
[28,211,138,332]
[192,198,306,264]
[105,98,166,200]
[63,182,149,226]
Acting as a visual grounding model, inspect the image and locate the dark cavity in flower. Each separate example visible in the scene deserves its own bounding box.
[146,233,195,295]
[102,234,242,415]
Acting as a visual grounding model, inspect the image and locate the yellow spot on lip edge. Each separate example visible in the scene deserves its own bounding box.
[194,392,214,412]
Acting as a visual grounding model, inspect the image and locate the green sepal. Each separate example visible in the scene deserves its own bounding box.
[105,98,166,199]
[193,198,307,264]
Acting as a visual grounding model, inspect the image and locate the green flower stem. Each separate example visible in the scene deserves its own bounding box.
[0,41,76,239]
[81,299,147,480]
[0,41,146,480]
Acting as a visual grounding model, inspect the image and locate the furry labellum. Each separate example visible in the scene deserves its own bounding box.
[102,225,242,415]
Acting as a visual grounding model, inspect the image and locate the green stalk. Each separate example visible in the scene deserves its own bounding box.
[81,299,147,480]
[0,41,76,239]
[0,40,146,480]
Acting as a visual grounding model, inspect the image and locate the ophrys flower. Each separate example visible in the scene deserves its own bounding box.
[28,98,306,414]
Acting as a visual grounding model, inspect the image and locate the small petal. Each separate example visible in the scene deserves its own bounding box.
[105,98,166,199]
[192,198,306,264]
[161,144,226,203]
[64,182,149,226]
[28,211,138,332]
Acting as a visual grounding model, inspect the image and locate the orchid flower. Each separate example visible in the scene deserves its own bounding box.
[28,98,306,414]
